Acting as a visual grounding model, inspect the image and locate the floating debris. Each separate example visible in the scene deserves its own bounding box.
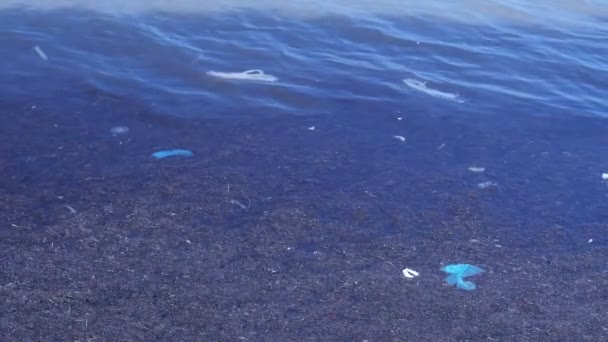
[402,268,420,279]
[33,45,48,61]
[206,69,277,82]
[308,126,316,131]
[437,143,446,150]
[477,181,497,189]
[403,78,463,103]
[64,205,77,214]
[110,126,129,135]
[151,149,193,159]
[397,117,403,121]
[364,190,377,198]
[602,173,608,180]
[393,135,406,142]
[442,264,484,291]
[589,239,593,243]
[468,166,486,173]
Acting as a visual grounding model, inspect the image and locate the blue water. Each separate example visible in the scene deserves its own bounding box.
[3,2,608,339]
[1,1,606,120]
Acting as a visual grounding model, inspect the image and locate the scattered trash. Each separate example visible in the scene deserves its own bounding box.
[397,117,403,121]
[151,149,193,159]
[442,264,484,291]
[403,78,463,103]
[206,69,278,82]
[64,205,77,214]
[437,143,446,150]
[33,45,48,61]
[589,239,593,243]
[110,126,129,135]
[308,126,316,131]
[602,173,608,181]
[477,181,497,189]
[402,268,420,279]
[468,166,485,173]
[393,135,406,142]
[185,239,192,244]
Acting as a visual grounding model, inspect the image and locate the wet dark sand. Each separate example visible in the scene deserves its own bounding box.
[1,96,608,341]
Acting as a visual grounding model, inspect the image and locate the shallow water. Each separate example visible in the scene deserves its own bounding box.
[2,1,608,340]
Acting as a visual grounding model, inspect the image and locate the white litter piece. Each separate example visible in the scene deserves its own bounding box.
[602,173,608,180]
[468,166,486,173]
[33,45,48,61]
[110,126,129,135]
[364,190,377,198]
[402,268,420,279]
[588,238,593,243]
[206,69,278,82]
[477,181,497,189]
[397,117,403,121]
[403,78,463,103]
[393,135,406,142]
[229,199,247,210]
[64,205,77,214]
[308,126,316,131]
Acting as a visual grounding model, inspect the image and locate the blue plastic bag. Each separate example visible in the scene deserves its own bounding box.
[152,149,193,159]
[442,264,484,291]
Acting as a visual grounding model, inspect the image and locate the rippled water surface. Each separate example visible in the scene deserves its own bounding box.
[1,0,606,118]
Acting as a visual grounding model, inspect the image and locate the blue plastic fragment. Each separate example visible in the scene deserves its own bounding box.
[152,149,193,159]
[441,264,484,291]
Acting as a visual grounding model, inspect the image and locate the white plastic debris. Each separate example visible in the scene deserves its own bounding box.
[206,69,278,82]
[308,126,316,131]
[588,239,593,243]
[477,181,497,189]
[402,268,420,279]
[393,135,406,142]
[397,117,403,121]
[33,45,48,61]
[110,126,129,135]
[468,166,485,173]
[229,199,247,210]
[602,173,608,180]
[403,78,463,103]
